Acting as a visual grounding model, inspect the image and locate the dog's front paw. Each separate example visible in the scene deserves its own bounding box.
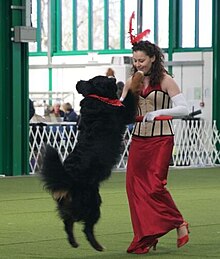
[106,67,115,78]
[130,71,144,94]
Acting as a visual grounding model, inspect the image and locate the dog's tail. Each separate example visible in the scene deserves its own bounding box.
[40,145,71,194]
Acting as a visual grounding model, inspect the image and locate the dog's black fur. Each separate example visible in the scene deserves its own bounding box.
[40,74,141,251]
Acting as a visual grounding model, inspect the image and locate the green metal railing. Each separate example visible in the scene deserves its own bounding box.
[29,0,213,57]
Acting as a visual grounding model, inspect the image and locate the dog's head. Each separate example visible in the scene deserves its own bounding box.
[76,76,118,99]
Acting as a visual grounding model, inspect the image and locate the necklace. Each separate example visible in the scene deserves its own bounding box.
[144,71,151,76]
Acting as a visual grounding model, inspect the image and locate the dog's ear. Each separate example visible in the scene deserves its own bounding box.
[104,77,117,95]
[92,76,117,97]
[76,80,93,96]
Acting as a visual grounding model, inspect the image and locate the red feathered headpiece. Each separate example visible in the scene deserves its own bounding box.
[129,11,151,44]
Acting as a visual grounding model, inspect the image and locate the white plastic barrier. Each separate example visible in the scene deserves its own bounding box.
[29,120,220,173]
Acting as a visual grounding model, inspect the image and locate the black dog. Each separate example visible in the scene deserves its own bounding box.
[40,73,143,251]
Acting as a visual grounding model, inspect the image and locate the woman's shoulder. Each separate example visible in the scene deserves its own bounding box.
[162,73,174,82]
[161,73,181,96]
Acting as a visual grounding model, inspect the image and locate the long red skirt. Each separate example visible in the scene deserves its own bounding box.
[126,136,184,253]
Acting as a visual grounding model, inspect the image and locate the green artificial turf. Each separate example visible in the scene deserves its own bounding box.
[0,167,220,258]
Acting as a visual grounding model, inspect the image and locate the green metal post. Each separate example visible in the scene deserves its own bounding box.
[104,0,109,50]
[0,1,12,175]
[137,0,143,34]
[120,0,125,49]
[37,0,41,52]
[0,0,29,176]
[88,0,93,50]
[56,0,62,51]
[195,0,200,48]
[48,0,57,104]
[154,0,158,44]
[73,0,77,50]
[212,0,220,153]
[168,0,178,74]
[49,68,53,104]
[50,0,57,55]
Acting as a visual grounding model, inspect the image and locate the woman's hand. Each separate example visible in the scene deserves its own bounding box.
[142,111,160,122]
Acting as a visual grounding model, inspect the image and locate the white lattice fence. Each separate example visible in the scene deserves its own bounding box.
[29,123,78,173]
[29,120,220,173]
[172,120,220,166]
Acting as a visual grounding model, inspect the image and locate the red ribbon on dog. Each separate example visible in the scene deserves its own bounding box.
[88,94,124,107]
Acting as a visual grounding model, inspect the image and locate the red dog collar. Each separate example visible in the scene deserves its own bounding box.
[87,94,124,107]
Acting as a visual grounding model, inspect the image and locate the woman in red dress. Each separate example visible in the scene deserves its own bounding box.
[121,40,190,254]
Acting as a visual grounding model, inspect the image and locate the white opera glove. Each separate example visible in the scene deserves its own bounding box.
[143,110,161,122]
[143,93,189,122]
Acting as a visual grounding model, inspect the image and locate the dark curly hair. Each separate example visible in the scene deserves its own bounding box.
[132,40,169,86]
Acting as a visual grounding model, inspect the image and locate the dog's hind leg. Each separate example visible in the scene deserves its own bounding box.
[83,223,104,251]
[64,218,79,248]
[83,189,104,251]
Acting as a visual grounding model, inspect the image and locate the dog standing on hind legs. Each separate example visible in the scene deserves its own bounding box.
[40,71,144,251]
